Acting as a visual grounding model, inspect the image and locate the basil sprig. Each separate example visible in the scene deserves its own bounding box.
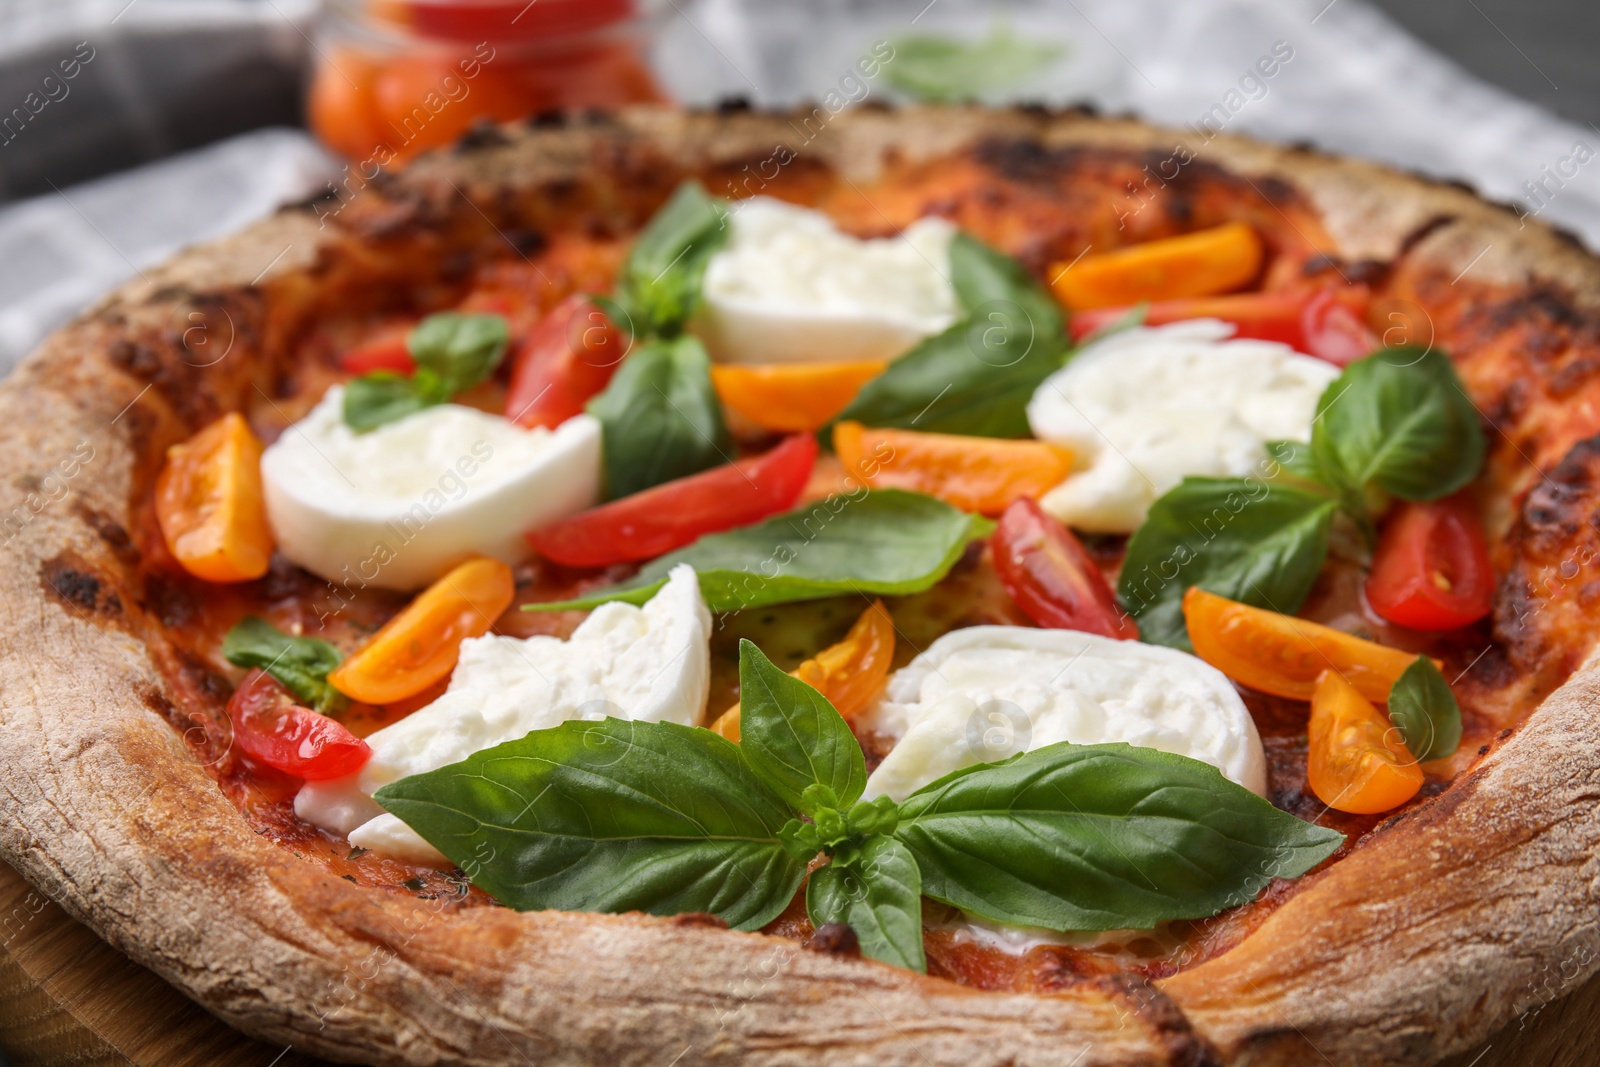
[1308,348,1486,520]
[526,489,990,614]
[1119,348,1486,655]
[1387,657,1462,763]
[829,233,1069,438]
[611,180,729,339]
[586,334,730,500]
[375,640,1343,971]
[882,25,1066,103]
[221,616,344,713]
[343,312,510,432]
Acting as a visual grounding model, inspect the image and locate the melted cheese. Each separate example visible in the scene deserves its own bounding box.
[1026,320,1338,533]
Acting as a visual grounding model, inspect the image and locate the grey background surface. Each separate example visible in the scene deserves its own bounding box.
[0,2,1595,1065]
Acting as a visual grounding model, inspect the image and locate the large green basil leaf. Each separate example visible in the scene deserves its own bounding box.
[221,616,344,713]
[613,181,729,337]
[807,837,926,972]
[1310,348,1485,504]
[893,742,1343,932]
[528,489,990,613]
[373,719,806,931]
[342,372,435,433]
[738,639,866,815]
[829,235,1066,438]
[587,334,730,500]
[1118,478,1337,651]
[1387,656,1462,763]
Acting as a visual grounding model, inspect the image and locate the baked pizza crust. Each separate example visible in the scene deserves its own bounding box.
[2,105,1598,1067]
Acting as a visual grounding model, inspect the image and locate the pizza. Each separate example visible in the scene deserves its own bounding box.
[3,105,1599,1067]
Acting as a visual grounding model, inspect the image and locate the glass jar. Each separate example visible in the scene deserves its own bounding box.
[309,0,668,166]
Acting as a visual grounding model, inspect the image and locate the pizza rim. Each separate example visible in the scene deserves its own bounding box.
[2,104,1598,1067]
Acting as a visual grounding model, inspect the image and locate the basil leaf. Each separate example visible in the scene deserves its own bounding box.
[883,25,1065,103]
[342,372,432,433]
[587,334,730,500]
[221,616,344,713]
[408,312,509,391]
[528,489,990,613]
[614,181,729,337]
[948,232,1065,342]
[894,742,1343,932]
[373,719,806,931]
[830,236,1066,438]
[1310,348,1485,503]
[807,837,926,972]
[1118,478,1337,651]
[738,639,866,815]
[1387,657,1462,763]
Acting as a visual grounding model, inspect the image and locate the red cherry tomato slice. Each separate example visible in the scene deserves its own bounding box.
[505,294,628,429]
[1299,286,1375,366]
[227,669,371,781]
[1069,285,1374,366]
[1366,497,1494,631]
[528,434,818,567]
[339,326,416,375]
[992,499,1138,640]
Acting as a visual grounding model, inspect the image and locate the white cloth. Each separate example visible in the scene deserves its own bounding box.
[1,0,1594,376]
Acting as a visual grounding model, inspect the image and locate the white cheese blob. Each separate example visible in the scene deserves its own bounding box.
[261,386,600,591]
[697,197,960,364]
[1026,320,1339,533]
[296,565,713,864]
[861,625,1266,802]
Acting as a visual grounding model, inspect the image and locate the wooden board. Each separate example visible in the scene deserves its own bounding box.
[0,857,1594,1066]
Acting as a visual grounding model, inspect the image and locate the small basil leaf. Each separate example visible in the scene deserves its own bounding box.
[894,742,1343,932]
[221,616,344,713]
[528,489,990,613]
[587,334,730,500]
[1311,348,1485,503]
[373,719,806,931]
[829,234,1065,439]
[342,373,431,433]
[882,25,1065,103]
[407,312,509,392]
[614,181,729,336]
[807,837,926,972]
[1387,656,1462,763]
[1118,478,1337,650]
[738,639,866,814]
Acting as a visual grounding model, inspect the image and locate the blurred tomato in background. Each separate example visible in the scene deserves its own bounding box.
[308,0,666,164]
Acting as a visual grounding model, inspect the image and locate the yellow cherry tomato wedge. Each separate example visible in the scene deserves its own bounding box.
[710,599,895,743]
[1183,587,1436,702]
[329,558,515,705]
[833,421,1072,516]
[711,360,888,433]
[1308,669,1424,814]
[154,412,274,583]
[1050,222,1264,310]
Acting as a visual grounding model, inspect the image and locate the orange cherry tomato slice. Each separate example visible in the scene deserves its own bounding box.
[1050,222,1264,310]
[1307,669,1424,814]
[329,558,515,704]
[1183,587,1433,702]
[711,600,895,742]
[154,413,274,583]
[833,421,1072,516]
[711,361,888,433]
